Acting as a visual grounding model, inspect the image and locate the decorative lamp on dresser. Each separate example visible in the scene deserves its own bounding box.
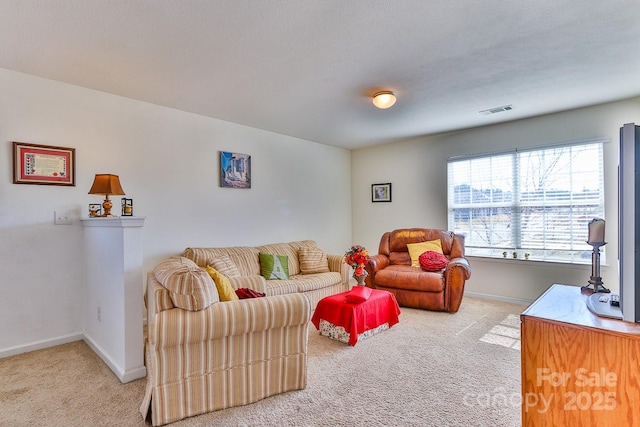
[521,284,640,426]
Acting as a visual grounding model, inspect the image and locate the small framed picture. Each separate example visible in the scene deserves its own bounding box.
[372,183,392,202]
[220,151,251,189]
[89,204,102,217]
[121,198,133,216]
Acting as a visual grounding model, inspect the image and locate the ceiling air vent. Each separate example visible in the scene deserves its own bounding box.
[479,104,514,115]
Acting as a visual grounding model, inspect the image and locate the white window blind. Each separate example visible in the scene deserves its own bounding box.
[447,140,605,263]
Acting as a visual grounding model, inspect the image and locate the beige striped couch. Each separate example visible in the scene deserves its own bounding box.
[140,240,350,426]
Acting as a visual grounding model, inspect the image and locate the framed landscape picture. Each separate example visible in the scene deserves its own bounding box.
[372,183,392,202]
[220,151,251,189]
[13,141,76,186]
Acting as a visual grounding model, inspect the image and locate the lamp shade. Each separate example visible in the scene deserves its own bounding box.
[88,174,125,196]
[372,91,396,109]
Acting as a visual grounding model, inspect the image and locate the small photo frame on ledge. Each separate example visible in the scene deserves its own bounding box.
[372,183,392,202]
[121,198,133,216]
[89,204,102,217]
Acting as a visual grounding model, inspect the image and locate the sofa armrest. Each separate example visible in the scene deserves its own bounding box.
[148,293,311,347]
[147,272,176,320]
[327,254,350,285]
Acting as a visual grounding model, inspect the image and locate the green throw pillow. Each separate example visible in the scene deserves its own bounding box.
[259,253,289,280]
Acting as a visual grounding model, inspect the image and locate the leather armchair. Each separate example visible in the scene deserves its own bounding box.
[365,228,471,313]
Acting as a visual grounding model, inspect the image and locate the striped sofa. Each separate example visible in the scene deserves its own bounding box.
[140,240,350,425]
[181,240,351,308]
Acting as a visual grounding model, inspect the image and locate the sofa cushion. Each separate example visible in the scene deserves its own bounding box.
[407,240,443,267]
[206,266,239,301]
[298,246,330,274]
[419,251,449,271]
[375,265,445,293]
[209,255,242,278]
[153,256,220,311]
[259,253,290,280]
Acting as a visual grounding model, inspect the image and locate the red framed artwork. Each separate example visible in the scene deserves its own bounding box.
[13,142,76,186]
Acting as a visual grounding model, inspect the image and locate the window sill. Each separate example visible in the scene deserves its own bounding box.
[466,254,609,268]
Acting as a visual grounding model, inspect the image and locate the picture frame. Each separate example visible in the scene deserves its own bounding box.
[220,151,251,189]
[89,204,102,217]
[372,183,392,202]
[121,198,133,216]
[13,141,76,186]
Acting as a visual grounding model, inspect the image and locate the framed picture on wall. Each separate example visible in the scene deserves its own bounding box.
[13,141,76,186]
[89,204,102,217]
[372,183,392,202]
[220,151,251,189]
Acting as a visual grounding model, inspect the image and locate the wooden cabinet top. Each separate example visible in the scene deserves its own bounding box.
[522,284,640,336]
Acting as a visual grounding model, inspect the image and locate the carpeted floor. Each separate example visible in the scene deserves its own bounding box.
[0,297,526,426]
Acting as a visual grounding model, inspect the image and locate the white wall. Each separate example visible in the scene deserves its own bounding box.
[0,68,352,355]
[352,97,640,303]
[2,64,638,355]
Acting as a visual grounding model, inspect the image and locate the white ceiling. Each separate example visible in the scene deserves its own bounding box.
[1,1,639,149]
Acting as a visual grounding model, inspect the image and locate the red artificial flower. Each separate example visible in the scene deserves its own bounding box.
[344,244,370,273]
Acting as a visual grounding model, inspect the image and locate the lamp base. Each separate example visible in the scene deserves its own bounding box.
[102,197,114,217]
[581,280,610,294]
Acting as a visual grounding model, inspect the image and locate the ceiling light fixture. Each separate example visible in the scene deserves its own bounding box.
[372,91,396,109]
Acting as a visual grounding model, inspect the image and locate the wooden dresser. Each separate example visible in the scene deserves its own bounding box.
[521,284,640,426]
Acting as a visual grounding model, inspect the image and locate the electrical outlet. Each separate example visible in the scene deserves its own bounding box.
[54,210,72,225]
[97,306,101,322]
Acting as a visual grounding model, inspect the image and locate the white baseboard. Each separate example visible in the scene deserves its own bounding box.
[466,291,534,307]
[0,332,84,359]
[83,333,146,383]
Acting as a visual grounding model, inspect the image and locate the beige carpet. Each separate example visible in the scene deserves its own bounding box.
[0,297,526,426]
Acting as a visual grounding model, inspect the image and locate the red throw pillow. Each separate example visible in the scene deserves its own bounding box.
[345,286,372,303]
[419,251,449,271]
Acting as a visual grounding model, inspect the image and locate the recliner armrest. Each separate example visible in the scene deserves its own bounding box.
[368,254,390,273]
[447,257,471,280]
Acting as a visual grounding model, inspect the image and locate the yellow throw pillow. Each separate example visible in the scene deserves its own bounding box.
[206,266,239,302]
[407,240,443,267]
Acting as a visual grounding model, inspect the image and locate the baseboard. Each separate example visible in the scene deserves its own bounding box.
[0,332,84,359]
[83,333,146,383]
[465,291,534,306]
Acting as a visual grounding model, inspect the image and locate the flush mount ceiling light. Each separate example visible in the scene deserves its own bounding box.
[372,91,396,109]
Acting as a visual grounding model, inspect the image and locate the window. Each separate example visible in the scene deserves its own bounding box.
[447,140,605,264]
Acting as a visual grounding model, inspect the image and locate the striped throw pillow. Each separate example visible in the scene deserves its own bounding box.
[209,255,241,278]
[298,246,330,274]
[153,256,219,311]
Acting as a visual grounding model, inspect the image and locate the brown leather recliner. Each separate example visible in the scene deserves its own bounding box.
[365,228,471,313]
